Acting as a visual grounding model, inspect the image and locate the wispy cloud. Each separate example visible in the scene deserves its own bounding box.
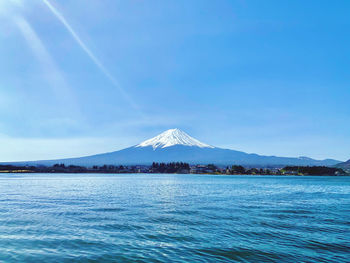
[42,0,139,110]
[14,15,80,117]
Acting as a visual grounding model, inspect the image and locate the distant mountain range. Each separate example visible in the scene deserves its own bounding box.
[4,128,341,167]
[336,159,350,169]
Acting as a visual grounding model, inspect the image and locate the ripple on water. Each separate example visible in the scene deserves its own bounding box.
[0,174,349,262]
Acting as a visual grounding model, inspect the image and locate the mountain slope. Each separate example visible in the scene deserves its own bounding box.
[6,129,341,167]
[336,159,350,169]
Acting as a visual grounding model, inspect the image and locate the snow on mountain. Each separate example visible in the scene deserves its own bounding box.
[135,128,214,149]
[298,156,313,160]
[3,129,341,167]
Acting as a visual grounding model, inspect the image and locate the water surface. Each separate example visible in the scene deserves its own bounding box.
[0,174,349,262]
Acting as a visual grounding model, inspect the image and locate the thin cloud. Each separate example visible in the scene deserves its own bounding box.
[42,0,139,110]
[14,16,80,116]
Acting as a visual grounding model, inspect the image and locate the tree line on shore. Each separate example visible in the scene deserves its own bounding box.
[0,163,346,175]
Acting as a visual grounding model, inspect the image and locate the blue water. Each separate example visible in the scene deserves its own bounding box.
[0,174,349,262]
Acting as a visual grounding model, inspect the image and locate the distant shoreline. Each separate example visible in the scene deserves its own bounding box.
[0,163,348,176]
[0,172,348,176]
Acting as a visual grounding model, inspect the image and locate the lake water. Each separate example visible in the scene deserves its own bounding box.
[0,174,349,262]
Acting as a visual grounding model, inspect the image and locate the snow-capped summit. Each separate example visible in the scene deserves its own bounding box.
[5,129,340,167]
[135,128,214,149]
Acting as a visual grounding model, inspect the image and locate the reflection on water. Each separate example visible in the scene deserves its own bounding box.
[0,174,349,262]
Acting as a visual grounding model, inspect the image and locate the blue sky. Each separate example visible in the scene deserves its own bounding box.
[0,0,349,161]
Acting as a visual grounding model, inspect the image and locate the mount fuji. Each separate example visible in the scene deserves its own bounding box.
[7,128,340,167]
